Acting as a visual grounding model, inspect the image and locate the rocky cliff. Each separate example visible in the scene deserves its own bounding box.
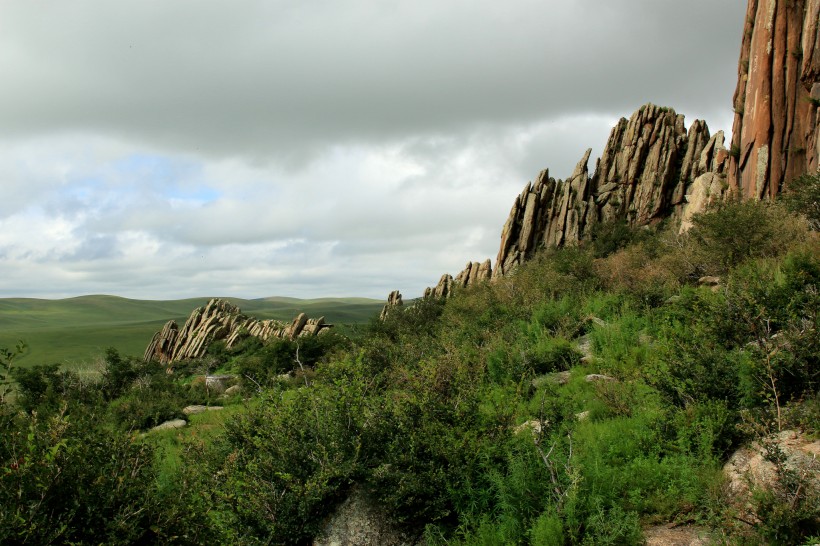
[728,0,820,199]
[144,298,331,365]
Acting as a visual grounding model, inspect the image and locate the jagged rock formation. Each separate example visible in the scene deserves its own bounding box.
[728,0,820,199]
[144,298,331,365]
[494,105,730,277]
[379,290,403,320]
[423,259,492,299]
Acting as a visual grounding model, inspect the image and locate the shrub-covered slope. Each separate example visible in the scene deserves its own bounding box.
[2,195,818,545]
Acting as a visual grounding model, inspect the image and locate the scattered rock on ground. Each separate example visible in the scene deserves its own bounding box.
[150,419,187,432]
[206,375,235,394]
[532,371,572,388]
[224,385,242,397]
[724,430,820,523]
[643,524,712,546]
[698,276,721,287]
[513,419,544,436]
[182,405,224,415]
[585,374,616,383]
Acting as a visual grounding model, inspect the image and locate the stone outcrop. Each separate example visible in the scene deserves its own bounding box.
[494,105,730,277]
[728,0,820,199]
[723,430,820,524]
[423,259,491,299]
[144,298,331,365]
[379,290,403,320]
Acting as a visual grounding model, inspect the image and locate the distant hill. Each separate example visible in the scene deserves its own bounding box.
[0,295,383,369]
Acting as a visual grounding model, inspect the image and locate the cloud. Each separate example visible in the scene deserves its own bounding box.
[0,1,746,300]
[0,0,743,160]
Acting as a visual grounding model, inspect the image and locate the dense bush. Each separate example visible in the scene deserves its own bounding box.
[782,171,820,230]
[0,407,157,545]
[686,199,807,277]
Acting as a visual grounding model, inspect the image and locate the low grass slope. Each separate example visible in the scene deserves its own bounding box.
[0,295,383,369]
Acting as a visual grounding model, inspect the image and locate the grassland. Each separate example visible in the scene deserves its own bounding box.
[0,295,383,369]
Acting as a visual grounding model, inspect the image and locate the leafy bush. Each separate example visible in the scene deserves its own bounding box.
[0,407,158,545]
[210,359,372,544]
[686,199,807,277]
[101,347,141,400]
[781,171,820,230]
[236,333,350,389]
[10,363,72,412]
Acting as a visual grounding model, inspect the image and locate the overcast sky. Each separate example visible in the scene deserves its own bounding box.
[0,0,745,301]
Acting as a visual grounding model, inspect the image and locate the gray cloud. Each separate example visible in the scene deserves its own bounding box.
[0,1,743,161]
[0,1,746,300]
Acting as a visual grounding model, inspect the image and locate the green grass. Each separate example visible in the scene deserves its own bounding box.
[0,295,383,369]
[149,402,250,492]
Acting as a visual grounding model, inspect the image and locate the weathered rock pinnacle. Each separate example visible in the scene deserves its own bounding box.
[728,0,820,198]
[380,290,403,320]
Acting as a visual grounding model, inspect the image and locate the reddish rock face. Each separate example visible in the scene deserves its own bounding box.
[729,0,820,198]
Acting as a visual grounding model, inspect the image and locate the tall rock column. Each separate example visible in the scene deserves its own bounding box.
[728,0,820,198]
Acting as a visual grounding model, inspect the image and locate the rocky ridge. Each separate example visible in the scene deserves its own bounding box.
[144,298,331,365]
[379,290,404,320]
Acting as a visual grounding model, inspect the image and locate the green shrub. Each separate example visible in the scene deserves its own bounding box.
[210,360,372,544]
[0,408,158,545]
[526,337,581,375]
[686,199,807,277]
[580,502,642,545]
[781,171,820,231]
[101,347,140,400]
[109,386,187,431]
[528,510,564,545]
[10,363,72,412]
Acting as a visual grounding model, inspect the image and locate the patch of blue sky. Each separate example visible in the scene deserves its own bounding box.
[112,153,221,205]
[61,176,103,200]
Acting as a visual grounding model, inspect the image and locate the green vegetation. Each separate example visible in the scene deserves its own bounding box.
[1,199,819,544]
[0,295,383,369]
